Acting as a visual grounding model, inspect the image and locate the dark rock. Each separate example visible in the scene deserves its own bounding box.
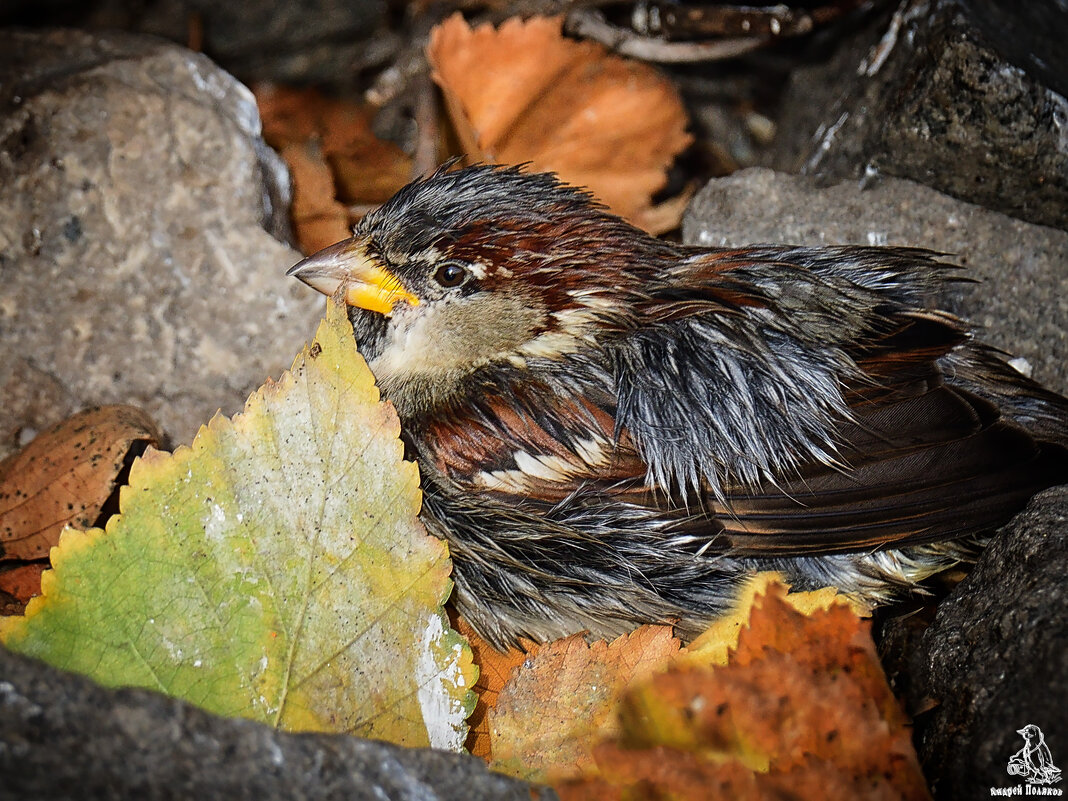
[0,644,554,801]
[959,0,1068,99]
[0,0,394,89]
[0,29,324,459]
[906,486,1068,799]
[770,0,1068,231]
[683,168,1068,395]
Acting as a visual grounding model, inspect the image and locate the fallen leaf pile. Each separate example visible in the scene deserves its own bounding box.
[428,14,693,233]
[456,575,926,799]
[253,14,694,249]
[1,297,475,748]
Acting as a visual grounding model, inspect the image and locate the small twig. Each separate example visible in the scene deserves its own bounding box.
[565,8,765,62]
[186,11,204,52]
[633,4,806,39]
[365,45,429,108]
[411,72,441,179]
[635,0,869,39]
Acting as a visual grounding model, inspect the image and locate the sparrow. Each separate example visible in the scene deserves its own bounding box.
[289,164,1068,649]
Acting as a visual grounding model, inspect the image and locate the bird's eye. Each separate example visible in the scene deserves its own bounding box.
[433,261,469,288]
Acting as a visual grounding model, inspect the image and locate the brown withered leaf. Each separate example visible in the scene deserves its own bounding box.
[255,84,325,147]
[0,405,159,561]
[319,106,412,206]
[255,86,412,253]
[559,747,912,801]
[0,563,47,605]
[557,747,758,801]
[733,582,906,728]
[454,615,537,759]
[558,587,930,801]
[427,14,693,234]
[677,572,862,669]
[280,140,351,255]
[490,625,680,782]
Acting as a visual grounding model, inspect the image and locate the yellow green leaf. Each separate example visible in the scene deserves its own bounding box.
[0,297,476,749]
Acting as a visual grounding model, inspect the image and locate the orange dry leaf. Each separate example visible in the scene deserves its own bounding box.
[255,86,413,253]
[490,625,680,782]
[454,615,536,759]
[0,405,159,561]
[428,14,693,234]
[561,748,914,801]
[559,747,758,801]
[557,587,930,801]
[677,571,866,669]
[0,563,47,604]
[280,140,351,255]
[733,583,906,728]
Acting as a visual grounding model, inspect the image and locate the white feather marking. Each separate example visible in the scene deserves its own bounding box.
[566,289,616,309]
[573,435,609,467]
[517,331,583,358]
[465,259,490,280]
[474,469,530,492]
[513,450,576,481]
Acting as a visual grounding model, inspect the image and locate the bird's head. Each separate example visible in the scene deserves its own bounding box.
[289,164,674,417]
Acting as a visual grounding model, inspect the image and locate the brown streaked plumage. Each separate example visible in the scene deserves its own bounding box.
[289,164,1068,649]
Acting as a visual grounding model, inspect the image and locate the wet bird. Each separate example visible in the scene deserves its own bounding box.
[289,164,1068,648]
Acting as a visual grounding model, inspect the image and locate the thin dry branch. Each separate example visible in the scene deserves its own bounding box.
[565,8,765,62]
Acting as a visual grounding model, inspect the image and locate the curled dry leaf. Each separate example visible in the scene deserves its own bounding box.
[255,85,413,254]
[280,140,352,255]
[0,405,159,561]
[427,14,693,234]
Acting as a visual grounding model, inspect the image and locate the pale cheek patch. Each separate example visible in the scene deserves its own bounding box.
[370,293,547,383]
[516,304,608,359]
[369,306,442,383]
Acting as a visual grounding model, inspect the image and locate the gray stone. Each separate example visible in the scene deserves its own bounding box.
[0,644,555,801]
[0,29,324,458]
[770,0,1068,232]
[683,167,1068,395]
[906,486,1068,798]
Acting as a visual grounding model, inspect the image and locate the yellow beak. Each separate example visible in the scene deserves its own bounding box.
[287,237,420,316]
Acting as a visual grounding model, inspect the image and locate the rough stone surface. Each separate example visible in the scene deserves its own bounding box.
[960,0,1068,99]
[0,644,555,801]
[906,486,1068,799]
[0,0,393,89]
[683,168,1068,395]
[770,0,1068,231]
[0,29,324,458]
